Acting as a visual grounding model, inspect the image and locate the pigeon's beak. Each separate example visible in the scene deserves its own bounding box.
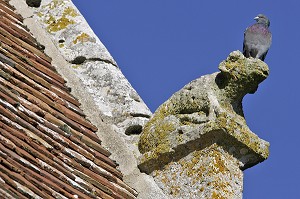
[254,16,259,21]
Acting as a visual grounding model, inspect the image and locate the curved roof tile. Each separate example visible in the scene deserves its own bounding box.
[0,1,137,198]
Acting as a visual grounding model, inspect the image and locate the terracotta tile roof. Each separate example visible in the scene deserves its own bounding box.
[0,1,137,198]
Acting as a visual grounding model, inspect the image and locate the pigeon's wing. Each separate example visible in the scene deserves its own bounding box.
[257,31,272,61]
[243,28,250,58]
[243,27,259,58]
[243,24,271,60]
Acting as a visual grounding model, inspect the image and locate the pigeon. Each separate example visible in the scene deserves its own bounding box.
[243,14,272,61]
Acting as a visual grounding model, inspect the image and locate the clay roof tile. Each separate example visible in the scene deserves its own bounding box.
[0,1,137,198]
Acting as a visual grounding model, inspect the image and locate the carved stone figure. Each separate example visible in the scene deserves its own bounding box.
[138,51,270,198]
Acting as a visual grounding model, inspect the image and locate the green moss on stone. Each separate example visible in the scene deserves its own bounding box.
[139,103,175,153]
[215,113,269,159]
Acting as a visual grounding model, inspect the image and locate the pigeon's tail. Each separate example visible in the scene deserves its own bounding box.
[260,51,268,61]
[243,48,250,59]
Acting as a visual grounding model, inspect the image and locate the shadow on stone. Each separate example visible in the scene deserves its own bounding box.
[26,0,41,7]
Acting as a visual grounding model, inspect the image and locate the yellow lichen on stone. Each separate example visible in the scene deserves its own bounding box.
[179,150,206,179]
[43,5,78,33]
[42,0,64,10]
[176,133,183,143]
[170,185,180,196]
[211,150,227,173]
[63,6,78,17]
[150,144,240,198]
[73,33,90,44]
[47,16,75,32]
[45,15,56,25]
[215,112,269,159]
[212,191,226,199]
[37,12,44,17]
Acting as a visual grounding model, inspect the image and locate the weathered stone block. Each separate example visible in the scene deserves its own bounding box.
[138,51,270,198]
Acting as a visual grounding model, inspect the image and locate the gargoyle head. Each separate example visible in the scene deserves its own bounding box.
[218,51,269,95]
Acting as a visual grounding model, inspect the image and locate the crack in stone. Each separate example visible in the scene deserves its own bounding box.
[70,56,118,67]
[130,113,151,119]
[87,57,118,67]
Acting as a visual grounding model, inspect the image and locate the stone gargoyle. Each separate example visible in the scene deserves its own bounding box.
[138,51,270,174]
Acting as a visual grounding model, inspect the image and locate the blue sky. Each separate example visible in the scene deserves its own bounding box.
[72,1,300,198]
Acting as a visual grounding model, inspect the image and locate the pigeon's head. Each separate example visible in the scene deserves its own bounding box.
[254,14,270,27]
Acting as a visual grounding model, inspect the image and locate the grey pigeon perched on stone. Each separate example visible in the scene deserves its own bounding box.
[243,14,272,61]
